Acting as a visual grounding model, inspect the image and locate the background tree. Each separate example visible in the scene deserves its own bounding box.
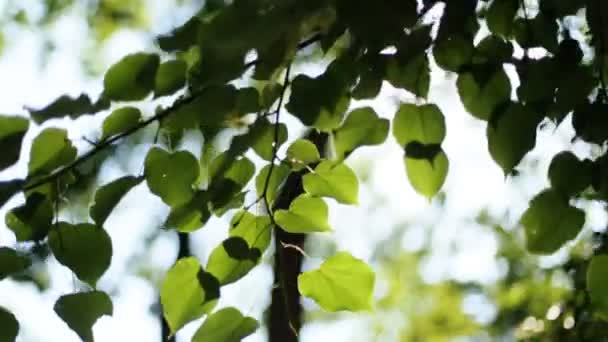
[1,0,608,341]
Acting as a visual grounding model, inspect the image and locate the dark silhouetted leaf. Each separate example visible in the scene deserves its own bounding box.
[587,255,608,315]
[457,65,511,120]
[0,116,29,171]
[28,94,109,124]
[548,151,592,197]
[0,247,30,280]
[5,193,53,242]
[0,306,19,342]
[0,180,24,210]
[54,291,113,342]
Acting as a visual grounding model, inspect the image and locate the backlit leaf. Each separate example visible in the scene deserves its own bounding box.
[5,193,53,242]
[145,148,199,208]
[275,194,331,233]
[255,163,290,207]
[404,148,449,200]
[286,139,320,170]
[298,251,375,312]
[303,161,358,204]
[155,60,187,97]
[587,255,608,315]
[0,180,24,210]
[206,212,272,285]
[28,128,77,177]
[192,307,258,342]
[161,257,220,334]
[393,104,446,146]
[457,66,511,121]
[333,107,389,160]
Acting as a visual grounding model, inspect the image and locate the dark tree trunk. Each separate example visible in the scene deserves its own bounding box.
[269,131,327,342]
[160,232,191,342]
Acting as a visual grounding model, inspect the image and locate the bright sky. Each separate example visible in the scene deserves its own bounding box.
[0,3,606,342]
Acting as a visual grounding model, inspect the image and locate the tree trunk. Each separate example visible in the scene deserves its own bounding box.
[269,131,327,342]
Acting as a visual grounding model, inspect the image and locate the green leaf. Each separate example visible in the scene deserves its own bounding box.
[513,14,558,52]
[457,66,511,120]
[520,189,585,254]
[206,212,272,285]
[49,223,112,286]
[487,103,541,174]
[0,180,24,210]
[28,94,109,124]
[333,107,389,160]
[101,107,142,140]
[573,102,608,145]
[157,16,201,52]
[474,35,514,64]
[404,148,449,200]
[0,306,19,342]
[250,119,288,161]
[28,128,77,177]
[5,193,53,242]
[145,148,199,208]
[485,0,518,36]
[103,53,160,101]
[192,307,258,342]
[303,161,359,205]
[0,116,29,171]
[161,257,220,334]
[54,291,113,342]
[386,53,430,98]
[0,247,30,280]
[286,139,320,170]
[548,152,592,197]
[164,191,211,232]
[298,251,375,312]
[433,35,474,72]
[90,176,143,226]
[587,255,608,315]
[392,104,446,146]
[255,164,290,207]
[275,194,331,233]
[155,60,187,97]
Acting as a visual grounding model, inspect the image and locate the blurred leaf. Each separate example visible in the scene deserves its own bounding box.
[303,161,358,204]
[164,191,211,232]
[485,0,518,36]
[5,193,53,242]
[393,104,446,146]
[250,119,288,161]
[145,148,199,208]
[433,35,474,72]
[206,212,272,285]
[155,60,187,97]
[487,103,541,174]
[0,306,19,342]
[521,189,585,254]
[333,107,389,160]
[0,180,24,210]
[28,94,109,124]
[161,257,219,334]
[103,53,160,101]
[101,107,142,140]
[298,251,375,312]
[48,223,112,286]
[90,176,142,226]
[386,53,430,98]
[28,128,77,177]
[0,247,30,280]
[54,291,113,342]
[573,102,608,145]
[513,14,558,52]
[275,194,331,233]
[548,151,591,197]
[192,307,258,342]
[0,116,29,171]
[157,16,201,52]
[587,255,608,315]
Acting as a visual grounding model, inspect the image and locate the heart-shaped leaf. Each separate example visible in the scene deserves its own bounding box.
[393,103,446,146]
[54,291,113,342]
[90,176,143,226]
[0,306,19,342]
[145,148,199,208]
[101,107,142,140]
[275,194,331,233]
[192,307,259,342]
[303,161,358,204]
[103,53,160,101]
[333,107,388,160]
[28,128,77,177]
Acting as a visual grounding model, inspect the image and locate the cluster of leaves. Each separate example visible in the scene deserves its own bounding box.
[1,0,608,340]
